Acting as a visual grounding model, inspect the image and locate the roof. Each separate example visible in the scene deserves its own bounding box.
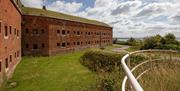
[22,7,111,27]
[11,0,23,14]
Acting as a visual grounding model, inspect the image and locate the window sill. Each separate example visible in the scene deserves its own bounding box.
[4,36,8,39]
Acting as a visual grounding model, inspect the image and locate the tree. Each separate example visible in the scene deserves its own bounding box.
[126,37,137,46]
[164,33,176,44]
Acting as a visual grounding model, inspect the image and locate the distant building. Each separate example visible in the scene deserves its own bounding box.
[0,0,22,85]
[21,7,113,56]
[0,0,113,86]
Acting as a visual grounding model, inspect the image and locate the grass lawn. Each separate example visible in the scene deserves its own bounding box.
[3,51,97,91]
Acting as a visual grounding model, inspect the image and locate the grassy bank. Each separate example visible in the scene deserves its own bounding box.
[2,51,96,91]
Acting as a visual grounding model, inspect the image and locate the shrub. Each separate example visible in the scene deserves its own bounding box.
[80,50,124,72]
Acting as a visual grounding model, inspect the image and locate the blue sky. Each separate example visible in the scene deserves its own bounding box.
[21,0,180,38]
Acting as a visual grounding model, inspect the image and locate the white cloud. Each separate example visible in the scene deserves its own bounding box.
[21,0,43,8]
[47,1,83,13]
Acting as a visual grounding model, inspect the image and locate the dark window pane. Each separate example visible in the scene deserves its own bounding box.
[33,44,38,49]
[5,26,8,36]
[62,30,65,35]
[25,28,29,33]
[57,30,60,33]
[5,58,8,68]
[32,29,38,34]
[42,43,45,48]
[41,29,45,33]
[26,44,29,48]
[57,43,60,46]
[62,43,66,47]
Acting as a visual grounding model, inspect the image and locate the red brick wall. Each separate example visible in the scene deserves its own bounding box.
[0,0,21,85]
[22,15,112,56]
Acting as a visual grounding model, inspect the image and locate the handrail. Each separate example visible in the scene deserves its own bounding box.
[121,49,178,91]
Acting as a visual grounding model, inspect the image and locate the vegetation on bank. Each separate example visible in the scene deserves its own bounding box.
[114,33,180,51]
[80,50,147,91]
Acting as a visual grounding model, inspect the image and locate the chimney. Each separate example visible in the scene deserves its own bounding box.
[43,5,46,10]
[42,0,46,10]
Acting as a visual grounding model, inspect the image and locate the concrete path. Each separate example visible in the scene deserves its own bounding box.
[112,45,130,53]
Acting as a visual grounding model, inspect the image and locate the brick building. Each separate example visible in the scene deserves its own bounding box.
[0,0,22,85]
[22,7,113,56]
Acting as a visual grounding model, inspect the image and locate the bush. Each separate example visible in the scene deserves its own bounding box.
[80,50,124,72]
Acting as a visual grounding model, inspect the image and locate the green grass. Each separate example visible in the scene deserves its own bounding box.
[3,51,97,91]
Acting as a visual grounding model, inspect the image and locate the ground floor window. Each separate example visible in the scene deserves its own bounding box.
[5,58,8,68]
[10,55,12,62]
[5,26,8,37]
[0,61,1,72]
[62,43,66,47]
[33,44,38,49]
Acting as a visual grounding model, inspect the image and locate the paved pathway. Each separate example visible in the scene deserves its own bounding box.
[112,45,130,53]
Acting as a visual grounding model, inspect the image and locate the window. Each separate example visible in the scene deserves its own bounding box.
[77,42,80,45]
[0,22,2,33]
[9,26,12,34]
[0,61,1,72]
[57,30,60,33]
[62,43,66,47]
[41,29,45,33]
[25,28,29,33]
[17,51,19,57]
[67,42,70,46]
[5,26,8,36]
[42,43,45,48]
[32,29,38,34]
[57,43,60,47]
[14,28,16,35]
[26,44,29,48]
[17,30,19,37]
[62,30,65,35]
[5,58,8,68]
[10,55,12,62]
[88,32,90,35]
[77,31,80,35]
[33,44,38,49]
[15,52,16,58]
[67,31,70,34]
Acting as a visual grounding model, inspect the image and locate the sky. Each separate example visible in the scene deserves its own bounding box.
[21,0,180,38]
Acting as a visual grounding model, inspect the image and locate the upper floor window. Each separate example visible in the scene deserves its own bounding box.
[41,29,45,34]
[9,26,12,34]
[0,22,2,33]
[67,31,70,34]
[57,30,60,34]
[5,26,8,36]
[32,29,38,34]
[62,30,65,35]
[77,31,80,35]
[14,28,16,35]
[67,42,70,46]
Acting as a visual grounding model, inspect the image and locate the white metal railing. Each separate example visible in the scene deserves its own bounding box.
[121,50,178,91]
